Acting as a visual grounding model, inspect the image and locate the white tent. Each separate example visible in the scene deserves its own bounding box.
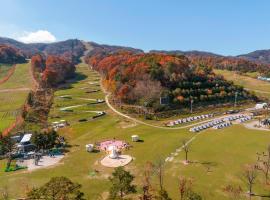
[20,134,32,143]
[255,103,268,110]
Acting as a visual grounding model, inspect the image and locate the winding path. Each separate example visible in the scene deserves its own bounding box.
[102,84,226,130]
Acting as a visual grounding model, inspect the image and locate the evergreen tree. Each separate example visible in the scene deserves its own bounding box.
[27,176,85,200]
[108,167,136,199]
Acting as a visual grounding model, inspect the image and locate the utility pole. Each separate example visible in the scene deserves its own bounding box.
[234,91,238,107]
[190,98,194,113]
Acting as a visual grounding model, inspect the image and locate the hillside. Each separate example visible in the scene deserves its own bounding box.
[151,49,270,77]
[0,45,25,64]
[0,37,85,63]
[87,51,256,112]
[238,49,270,64]
[150,49,221,57]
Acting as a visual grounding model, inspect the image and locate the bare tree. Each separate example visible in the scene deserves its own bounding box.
[179,177,193,200]
[257,145,270,184]
[243,164,257,198]
[222,185,243,200]
[132,76,162,103]
[140,162,154,200]
[155,159,165,191]
[182,140,191,163]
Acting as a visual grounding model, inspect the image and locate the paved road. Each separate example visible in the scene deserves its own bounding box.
[102,86,223,130]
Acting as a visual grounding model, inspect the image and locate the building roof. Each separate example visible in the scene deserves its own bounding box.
[20,134,32,143]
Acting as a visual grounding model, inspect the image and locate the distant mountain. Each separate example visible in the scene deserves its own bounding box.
[149,50,221,57]
[149,49,270,76]
[86,41,144,56]
[0,37,143,64]
[238,49,270,64]
[0,37,85,63]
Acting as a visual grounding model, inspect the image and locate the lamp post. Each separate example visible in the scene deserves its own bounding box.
[234,91,238,107]
[190,98,194,113]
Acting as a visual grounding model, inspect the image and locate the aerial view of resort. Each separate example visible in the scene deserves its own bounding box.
[1,1,270,199]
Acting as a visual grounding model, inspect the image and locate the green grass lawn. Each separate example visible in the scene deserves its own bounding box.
[215,69,270,99]
[1,64,270,199]
[0,62,32,131]
[0,62,32,90]
[0,64,12,80]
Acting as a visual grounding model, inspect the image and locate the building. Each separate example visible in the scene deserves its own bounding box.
[17,134,36,153]
[255,103,268,110]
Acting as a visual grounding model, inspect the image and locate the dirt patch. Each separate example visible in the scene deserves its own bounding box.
[244,120,270,131]
[118,120,137,129]
[17,155,64,171]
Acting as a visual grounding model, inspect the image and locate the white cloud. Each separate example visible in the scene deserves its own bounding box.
[17,30,56,43]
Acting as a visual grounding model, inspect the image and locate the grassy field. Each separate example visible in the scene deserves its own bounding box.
[0,64,12,80]
[1,64,270,199]
[215,69,270,99]
[0,63,32,90]
[0,63,32,132]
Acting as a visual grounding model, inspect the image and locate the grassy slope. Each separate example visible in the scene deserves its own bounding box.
[0,63,32,89]
[1,64,270,199]
[0,64,12,80]
[0,63,32,131]
[215,69,270,99]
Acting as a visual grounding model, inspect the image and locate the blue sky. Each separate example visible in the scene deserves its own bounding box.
[0,0,270,55]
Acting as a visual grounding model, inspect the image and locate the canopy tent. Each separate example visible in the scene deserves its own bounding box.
[20,134,32,143]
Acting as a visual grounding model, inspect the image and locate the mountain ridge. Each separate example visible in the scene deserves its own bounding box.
[1,36,270,66]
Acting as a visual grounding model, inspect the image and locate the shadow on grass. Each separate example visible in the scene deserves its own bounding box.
[58,72,88,90]
[253,194,270,198]
[91,149,100,153]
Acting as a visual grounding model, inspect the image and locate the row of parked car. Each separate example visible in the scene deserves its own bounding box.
[238,116,252,123]
[166,113,214,127]
[189,114,253,132]
[189,118,225,132]
[224,114,245,121]
[213,122,232,129]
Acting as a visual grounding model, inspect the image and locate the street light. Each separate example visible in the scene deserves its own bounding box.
[190,98,194,113]
[234,91,238,107]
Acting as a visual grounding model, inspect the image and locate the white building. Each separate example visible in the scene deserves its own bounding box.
[255,103,268,110]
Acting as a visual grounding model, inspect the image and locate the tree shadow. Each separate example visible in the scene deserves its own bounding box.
[57,72,88,90]
[253,194,270,198]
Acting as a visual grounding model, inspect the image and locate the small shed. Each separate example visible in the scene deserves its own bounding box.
[86,144,94,152]
[131,135,139,142]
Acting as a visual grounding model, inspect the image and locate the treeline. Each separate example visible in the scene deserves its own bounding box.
[31,54,75,87]
[188,55,270,77]
[20,55,76,129]
[0,45,26,64]
[87,51,257,112]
